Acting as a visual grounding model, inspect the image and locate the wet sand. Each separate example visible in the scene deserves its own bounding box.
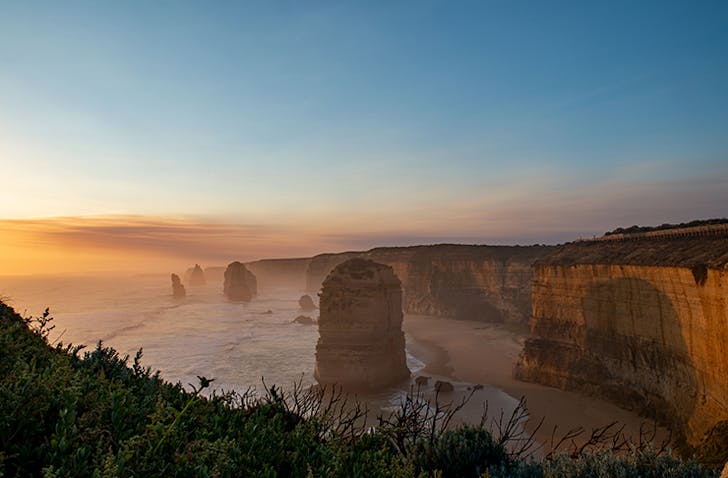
[403,314,671,452]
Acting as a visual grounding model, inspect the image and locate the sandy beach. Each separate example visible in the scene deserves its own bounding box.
[403,314,671,453]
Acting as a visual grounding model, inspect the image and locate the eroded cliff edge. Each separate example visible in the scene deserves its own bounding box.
[515,236,728,446]
[305,245,555,325]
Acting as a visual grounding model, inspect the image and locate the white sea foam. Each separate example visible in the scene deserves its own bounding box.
[0,275,319,394]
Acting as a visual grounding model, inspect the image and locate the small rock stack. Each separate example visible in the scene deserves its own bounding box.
[298,294,316,311]
[189,264,206,286]
[171,273,186,299]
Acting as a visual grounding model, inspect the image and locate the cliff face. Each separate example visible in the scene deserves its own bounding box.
[305,245,554,324]
[246,258,311,291]
[515,237,728,446]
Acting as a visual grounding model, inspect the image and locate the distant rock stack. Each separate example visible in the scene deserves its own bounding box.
[298,294,315,311]
[314,258,410,390]
[189,264,206,286]
[171,273,186,299]
[223,261,258,301]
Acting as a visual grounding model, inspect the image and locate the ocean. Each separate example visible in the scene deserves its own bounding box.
[0,273,472,406]
[0,271,529,440]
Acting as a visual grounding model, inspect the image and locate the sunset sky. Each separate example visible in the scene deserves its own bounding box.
[1,2,727,274]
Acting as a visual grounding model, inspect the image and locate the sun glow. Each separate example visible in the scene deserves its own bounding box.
[0,216,327,275]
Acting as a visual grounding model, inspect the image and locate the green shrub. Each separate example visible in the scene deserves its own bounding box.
[542,449,719,478]
[409,427,508,477]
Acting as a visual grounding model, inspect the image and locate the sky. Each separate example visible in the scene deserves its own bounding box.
[1,1,727,274]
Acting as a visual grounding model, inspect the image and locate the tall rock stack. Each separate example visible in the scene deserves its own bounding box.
[314,258,410,390]
[223,261,258,301]
[170,273,186,299]
[189,264,206,286]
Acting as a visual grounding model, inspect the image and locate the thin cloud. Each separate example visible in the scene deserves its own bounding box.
[0,216,317,267]
[1,164,725,275]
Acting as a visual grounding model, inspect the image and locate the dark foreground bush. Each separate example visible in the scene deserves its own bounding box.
[0,302,721,477]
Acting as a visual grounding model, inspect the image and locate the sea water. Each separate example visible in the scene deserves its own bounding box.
[0,274,426,396]
[0,273,518,429]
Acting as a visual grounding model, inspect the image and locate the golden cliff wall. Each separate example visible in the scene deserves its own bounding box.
[305,245,554,324]
[516,237,728,446]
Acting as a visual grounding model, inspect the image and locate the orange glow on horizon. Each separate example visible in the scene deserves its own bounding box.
[0,215,334,275]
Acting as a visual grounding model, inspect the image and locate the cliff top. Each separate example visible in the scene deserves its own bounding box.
[313,243,556,263]
[538,236,728,269]
[247,257,312,264]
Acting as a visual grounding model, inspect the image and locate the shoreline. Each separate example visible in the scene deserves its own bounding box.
[403,314,671,452]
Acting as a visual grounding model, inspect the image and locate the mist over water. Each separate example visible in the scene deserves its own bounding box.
[0,271,527,438]
[0,274,427,402]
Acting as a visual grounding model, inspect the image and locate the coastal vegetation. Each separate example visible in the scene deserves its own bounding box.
[603,218,728,236]
[0,301,720,477]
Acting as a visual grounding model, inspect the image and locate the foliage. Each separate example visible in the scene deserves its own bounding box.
[603,218,728,236]
[0,301,721,477]
[542,450,717,478]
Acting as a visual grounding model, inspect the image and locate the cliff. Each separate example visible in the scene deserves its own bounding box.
[515,236,728,446]
[314,258,409,390]
[305,245,554,324]
[246,257,311,291]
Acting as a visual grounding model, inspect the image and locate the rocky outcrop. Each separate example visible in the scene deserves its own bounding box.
[223,262,258,302]
[293,315,315,325]
[434,380,454,393]
[183,265,224,284]
[246,258,311,291]
[305,245,554,324]
[298,294,315,311]
[170,274,186,299]
[314,258,410,390]
[515,236,728,447]
[188,264,206,286]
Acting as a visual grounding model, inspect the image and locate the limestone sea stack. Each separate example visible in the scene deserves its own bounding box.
[293,315,315,325]
[223,261,258,301]
[189,264,206,286]
[171,273,186,299]
[314,258,410,390]
[298,294,315,311]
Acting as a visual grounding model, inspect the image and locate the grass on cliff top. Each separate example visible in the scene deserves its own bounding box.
[0,301,721,477]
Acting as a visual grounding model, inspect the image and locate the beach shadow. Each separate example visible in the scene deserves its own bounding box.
[577,277,697,441]
[427,265,504,322]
